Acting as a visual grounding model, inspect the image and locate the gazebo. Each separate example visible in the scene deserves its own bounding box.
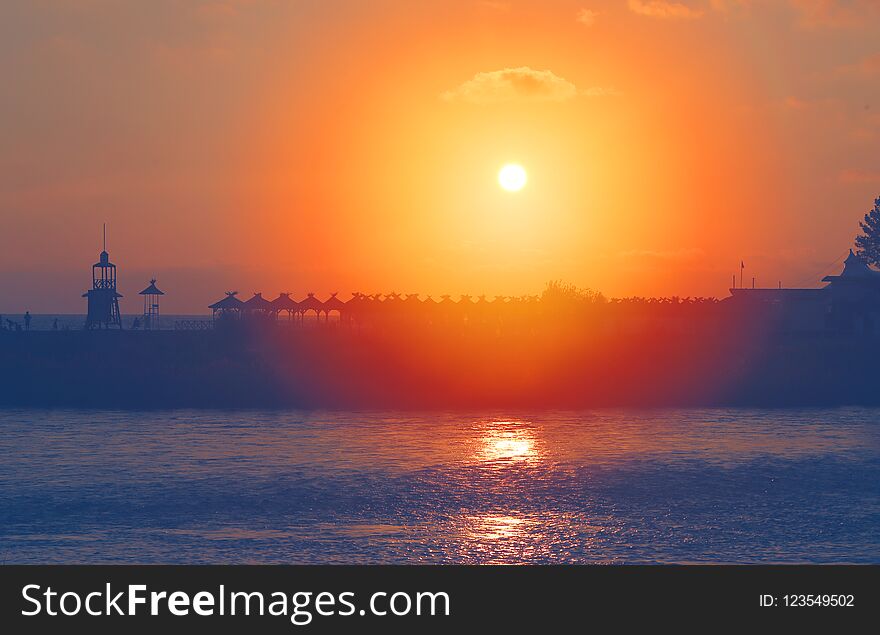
[298,292,325,323]
[242,293,275,320]
[345,292,373,326]
[323,292,346,323]
[272,293,299,324]
[208,291,244,322]
[138,278,165,330]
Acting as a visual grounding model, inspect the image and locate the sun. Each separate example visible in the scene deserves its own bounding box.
[498,164,527,192]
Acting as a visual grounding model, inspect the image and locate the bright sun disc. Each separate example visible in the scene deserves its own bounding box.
[498,164,527,192]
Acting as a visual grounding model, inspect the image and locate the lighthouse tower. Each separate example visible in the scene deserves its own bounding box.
[83,226,122,330]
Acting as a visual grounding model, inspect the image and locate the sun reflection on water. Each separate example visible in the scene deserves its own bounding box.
[474,419,542,467]
[466,514,527,541]
[455,420,552,562]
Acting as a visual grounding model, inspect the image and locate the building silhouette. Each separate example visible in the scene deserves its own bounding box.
[728,249,880,335]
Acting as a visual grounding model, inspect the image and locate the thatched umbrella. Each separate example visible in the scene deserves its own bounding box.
[272,292,299,323]
[208,291,244,321]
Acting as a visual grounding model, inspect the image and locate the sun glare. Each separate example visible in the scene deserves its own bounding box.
[498,164,527,192]
[475,420,540,466]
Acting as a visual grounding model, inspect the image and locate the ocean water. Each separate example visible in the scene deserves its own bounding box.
[0,408,878,564]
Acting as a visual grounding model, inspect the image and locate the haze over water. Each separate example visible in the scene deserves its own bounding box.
[1,408,878,564]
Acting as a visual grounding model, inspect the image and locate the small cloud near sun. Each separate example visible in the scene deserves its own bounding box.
[576,8,599,26]
[441,67,578,104]
[628,0,704,20]
[839,169,880,184]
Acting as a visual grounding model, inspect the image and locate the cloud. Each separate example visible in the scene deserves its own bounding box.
[628,0,705,19]
[839,169,880,184]
[441,67,579,104]
[782,96,810,110]
[708,0,759,12]
[787,0,880,28]
[709,1,880,27]
[836,53,880,78]
[576,8,599,26]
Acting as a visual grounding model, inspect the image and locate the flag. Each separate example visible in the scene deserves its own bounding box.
[741,261,744,269]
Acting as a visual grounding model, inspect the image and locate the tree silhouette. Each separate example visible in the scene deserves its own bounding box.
[855,196,880,266]
[541,280,606,305]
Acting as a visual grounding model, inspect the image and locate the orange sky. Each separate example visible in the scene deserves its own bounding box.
[1,0,879,313]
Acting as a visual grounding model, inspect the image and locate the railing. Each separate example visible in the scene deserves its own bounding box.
[174,320,213,331]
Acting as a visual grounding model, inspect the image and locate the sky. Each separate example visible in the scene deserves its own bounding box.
[1,0,879,313]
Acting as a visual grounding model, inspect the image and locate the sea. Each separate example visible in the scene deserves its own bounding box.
[0,408,877,564]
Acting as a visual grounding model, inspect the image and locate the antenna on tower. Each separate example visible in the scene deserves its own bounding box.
[103,223,106,251]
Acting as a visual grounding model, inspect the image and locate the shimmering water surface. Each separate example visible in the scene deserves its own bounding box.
[1,409,878,563]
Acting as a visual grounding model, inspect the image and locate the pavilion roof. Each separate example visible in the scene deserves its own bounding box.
[822,250,880,283]
[138,279,165,296]
[298,292,324,311]
[272,293,299,310]
[208,292,244,310]
[242,293,274,310]
[324,293,346,310]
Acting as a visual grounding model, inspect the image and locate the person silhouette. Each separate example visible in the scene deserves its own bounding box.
[132,317,140,330]
[52,318,58,330]
[24,311,31,331]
